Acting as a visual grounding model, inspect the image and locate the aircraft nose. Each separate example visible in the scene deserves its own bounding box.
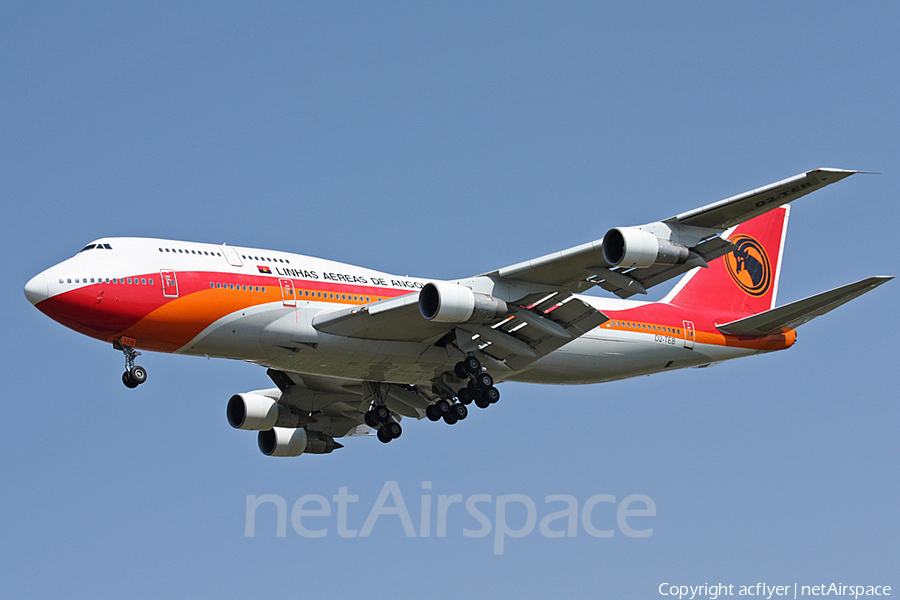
[24,273,49,305]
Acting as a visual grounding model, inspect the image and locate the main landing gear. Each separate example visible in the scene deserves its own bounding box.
[364,403,403,444]
[120,344,147,389]
[426,355,499,425]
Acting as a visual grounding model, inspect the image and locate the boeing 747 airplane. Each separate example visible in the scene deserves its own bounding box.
[24,168,891,457]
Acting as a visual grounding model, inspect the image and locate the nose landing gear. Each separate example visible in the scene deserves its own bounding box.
[117,341,147,388]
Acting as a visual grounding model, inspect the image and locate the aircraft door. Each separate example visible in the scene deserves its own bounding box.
[161,270,179,298]
[683,320,695,350]
[220,245,243,267]
[280,279,296,307]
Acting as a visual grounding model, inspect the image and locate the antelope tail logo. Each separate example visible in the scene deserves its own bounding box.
[724,234,771,297]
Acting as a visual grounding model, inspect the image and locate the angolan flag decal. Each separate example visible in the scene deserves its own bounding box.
[257,265,272,274]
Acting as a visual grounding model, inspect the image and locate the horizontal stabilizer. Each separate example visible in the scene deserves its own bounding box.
[716,276,892,336]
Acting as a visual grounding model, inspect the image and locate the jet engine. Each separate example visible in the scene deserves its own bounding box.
[226,392,306,431]
[257,427,342,457]
[601,227,690,268]
[419,281,507,323]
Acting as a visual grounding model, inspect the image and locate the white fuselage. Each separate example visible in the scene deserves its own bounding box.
[26,237,771,387]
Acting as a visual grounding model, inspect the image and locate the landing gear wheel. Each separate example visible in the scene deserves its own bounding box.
[451,403,468,421]
[122,371,139,389]
[377,428,392,443]
[384,421,402,439]
[474,397,490,409]
[474,372,493,389]
[443,413,459,425]
[426,405,442,422]
[463,356,481,375]
[119,341,144,388]
[454,361,468,379]
[457,387,474,405]
[365,410,379,428]
[129,365,147,386]
[435,399,451,416]
[373,405,391,424]
[483,386,500,404]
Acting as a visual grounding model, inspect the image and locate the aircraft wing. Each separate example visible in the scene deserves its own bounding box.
[312,288,609,367]
[312,168,860,368]
[716,276,892,336]
[667,168,859,229]
[266,368,436,433]
[485,168,862,299]
[311,292,447,342]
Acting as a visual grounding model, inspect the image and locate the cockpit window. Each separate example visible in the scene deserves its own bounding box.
[79,243,112,252]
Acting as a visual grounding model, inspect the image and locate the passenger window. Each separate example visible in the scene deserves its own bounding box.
[67,279,72,283]
[141,279,146,285]
[261,287,266,293]
[127,279,132,284]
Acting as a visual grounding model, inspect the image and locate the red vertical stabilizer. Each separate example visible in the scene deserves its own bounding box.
[666,206,789,315]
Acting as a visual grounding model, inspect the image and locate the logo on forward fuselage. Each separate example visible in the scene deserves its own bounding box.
[724,234,771,297]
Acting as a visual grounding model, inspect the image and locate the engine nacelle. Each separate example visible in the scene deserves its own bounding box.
[601,227,690,268]
[257,427,341,457]
[227,392,306,431]
[419,281,508,323]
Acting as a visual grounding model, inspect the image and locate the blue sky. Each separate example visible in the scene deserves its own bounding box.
[2,2,897,597]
